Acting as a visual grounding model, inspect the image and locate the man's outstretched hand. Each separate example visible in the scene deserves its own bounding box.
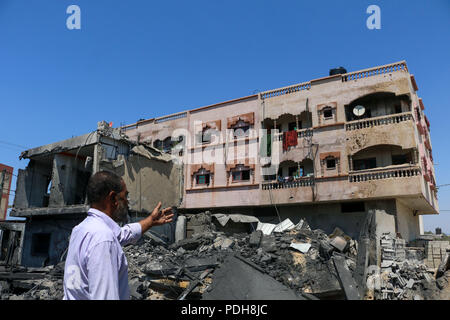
[139,202,174,234]
[149,202,174,227]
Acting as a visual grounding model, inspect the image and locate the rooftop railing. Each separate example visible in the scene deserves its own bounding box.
[262,176,314,190]
[349,165,421,182]
[154,112,187,124]
[261,81,311,99]
[341,61,408,82]
[260,61,408,101]
[345,112,413,131]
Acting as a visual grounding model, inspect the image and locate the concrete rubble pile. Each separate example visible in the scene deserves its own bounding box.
[1,211,448,300]
[123,211,361,300]
[366,233,450,300]
[0,263,64,300]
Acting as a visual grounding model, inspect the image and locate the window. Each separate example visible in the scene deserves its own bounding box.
[31,233,51,256]
[323,107,333,119]
[326,158,336,169]
[341,202,365,213]
[395,105,402,114]
[196,174,210,185]
[392,154,409,165]
[0,230,10,261]
[162,137,172,153]
[288,166,298,177]
[153,139,162,150]
[232,120,250,138]
[202,127,212,143]
[232,169,250,181]
[353,158,377,170]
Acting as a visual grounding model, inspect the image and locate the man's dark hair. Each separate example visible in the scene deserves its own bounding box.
[86,171,123,205]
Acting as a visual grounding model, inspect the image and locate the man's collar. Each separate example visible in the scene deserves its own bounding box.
[88,208,121,238]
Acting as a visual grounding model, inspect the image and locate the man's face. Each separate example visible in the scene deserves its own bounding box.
[112,180,129,222]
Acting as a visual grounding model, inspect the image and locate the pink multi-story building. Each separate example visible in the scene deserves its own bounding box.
[122,61,439,241]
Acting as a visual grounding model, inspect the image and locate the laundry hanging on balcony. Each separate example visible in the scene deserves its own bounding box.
[283,130,297,151]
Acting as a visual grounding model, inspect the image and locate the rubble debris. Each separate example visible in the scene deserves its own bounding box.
[332,253,361,300]
[212,214,259,228]
[185,212,216,237]
[0,262,64,300]
[1,210,448,300]
[249,230,262,248]
[202,254,304,300]
[376,233,445,300]
[436,253,449,279]
[330,236,348,252]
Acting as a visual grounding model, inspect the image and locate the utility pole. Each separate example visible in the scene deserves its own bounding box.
[0,170,5,221]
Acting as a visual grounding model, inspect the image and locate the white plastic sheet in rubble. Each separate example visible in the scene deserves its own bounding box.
[256,222,277,235]
[273,218,295,233]
[290,242,311,254]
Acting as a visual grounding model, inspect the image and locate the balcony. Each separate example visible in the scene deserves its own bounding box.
[274,128,313,141]
[348,165,421,183]
[261,176,314,190]
[346,112,413,131]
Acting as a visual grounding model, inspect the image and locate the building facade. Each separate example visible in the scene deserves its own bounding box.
[122,61,439,241]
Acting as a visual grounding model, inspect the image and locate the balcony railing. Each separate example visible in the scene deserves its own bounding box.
[262,177,314,190]
[341,61,408,82]
[349,165,421,183]
[345,112,413,131]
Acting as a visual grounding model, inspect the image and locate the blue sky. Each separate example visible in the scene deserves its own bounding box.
[0,0,449,232]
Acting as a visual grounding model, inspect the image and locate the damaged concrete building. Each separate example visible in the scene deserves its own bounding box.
[121,61,439,242]
[9,122,182,267]
[0,61,447,300]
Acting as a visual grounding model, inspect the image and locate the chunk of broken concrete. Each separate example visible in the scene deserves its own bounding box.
[405,279,415,289]
[319,240,334,259]
[221,238,234,250]
[260,235,277,253]
[249,230,263,247]
[202,255,304,300]
[330,236,348,252]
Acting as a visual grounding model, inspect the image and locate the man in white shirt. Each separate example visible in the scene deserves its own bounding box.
[63,170,173,300]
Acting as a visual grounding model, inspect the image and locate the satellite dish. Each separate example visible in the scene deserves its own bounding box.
[353,105,366,117]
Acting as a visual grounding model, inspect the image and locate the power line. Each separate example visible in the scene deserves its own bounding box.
[0,140,29,150]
